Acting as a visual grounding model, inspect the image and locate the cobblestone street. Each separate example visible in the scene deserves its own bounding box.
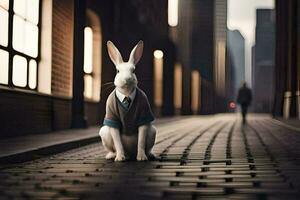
[1,114,300,200]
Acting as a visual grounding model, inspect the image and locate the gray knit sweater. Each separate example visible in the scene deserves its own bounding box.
[103,88,155,135]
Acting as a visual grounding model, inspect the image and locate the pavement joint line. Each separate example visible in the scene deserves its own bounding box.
[247,123,278,163]
[270,118,300,133]
[249,121,299,189]
[203,122,230,162]
[159,120,218,158]
[254,120,297,159]
[247,123,297,188]
[180,121,224,165]
[226,121,236,160]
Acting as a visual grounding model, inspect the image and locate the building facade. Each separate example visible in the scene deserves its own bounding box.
[0,0,176,137]
[171,0,228,115]
[226,29,245,101]
[273,0,300,119]
[252,9,275,113]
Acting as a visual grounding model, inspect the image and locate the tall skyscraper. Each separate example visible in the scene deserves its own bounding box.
[252,9,275,113]
[227,29,245,98]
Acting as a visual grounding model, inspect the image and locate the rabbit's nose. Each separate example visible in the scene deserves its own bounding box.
[125,77,132,83]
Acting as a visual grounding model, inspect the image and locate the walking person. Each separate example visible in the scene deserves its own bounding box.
[237,82,252,124]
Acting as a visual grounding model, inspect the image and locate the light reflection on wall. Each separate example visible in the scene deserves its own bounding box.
[168,0,178,27]
[174,63,182,112]
[28,60,37,89]
[215,41,226,95]
[38,0,52,94]
[191,70,200,114]
[154,50,164,107]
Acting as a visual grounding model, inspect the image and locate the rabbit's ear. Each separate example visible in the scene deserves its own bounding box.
[107,41,123,65]
[128,40,144,65]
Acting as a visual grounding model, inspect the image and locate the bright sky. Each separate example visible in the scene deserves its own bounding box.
[227,0,274,86]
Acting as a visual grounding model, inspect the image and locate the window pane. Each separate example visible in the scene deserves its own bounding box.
[0,0,9,10]
[14,0,26,18]
[84,75,93,99]
[28,59,37,89]
[26,0,39,24]
[13,55,27,87]
[24,22,38,57]
[0,7,8,46]
[13,15,25,52]
[0,49,9,84]
[84,27,93,73]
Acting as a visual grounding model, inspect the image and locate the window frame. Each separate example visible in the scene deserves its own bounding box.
[0,0,42,91]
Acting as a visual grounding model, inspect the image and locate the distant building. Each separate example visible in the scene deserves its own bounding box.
[226,29,245,99]
[172,0,228,114]
[252,9,275,113]
[225,43,236,105]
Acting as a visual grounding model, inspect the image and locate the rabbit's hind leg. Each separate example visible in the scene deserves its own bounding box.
[99,126,116,159]
[146,125,157,157]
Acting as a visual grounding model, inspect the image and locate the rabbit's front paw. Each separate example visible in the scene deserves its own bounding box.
[114,153,126,162]
[137,151,148,161]
[105,152,116,160]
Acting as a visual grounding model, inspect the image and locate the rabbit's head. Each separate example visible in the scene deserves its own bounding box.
[107,40,144,93]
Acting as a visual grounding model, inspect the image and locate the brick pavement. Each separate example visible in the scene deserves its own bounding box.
[0,114,300,200]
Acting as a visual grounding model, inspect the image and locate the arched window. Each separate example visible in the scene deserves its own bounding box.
[83,10,102,101]
[84,26,93,99]
[0,0,40,90]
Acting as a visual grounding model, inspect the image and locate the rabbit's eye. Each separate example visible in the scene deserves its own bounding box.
[117,70,120,73]
[132,69,135,73]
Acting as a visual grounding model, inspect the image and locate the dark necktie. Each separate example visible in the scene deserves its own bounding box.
[122,97,132,109]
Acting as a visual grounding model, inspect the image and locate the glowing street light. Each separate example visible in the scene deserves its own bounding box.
[153,50,164,59]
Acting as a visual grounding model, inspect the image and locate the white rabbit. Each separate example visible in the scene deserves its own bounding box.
[99,40,157,162]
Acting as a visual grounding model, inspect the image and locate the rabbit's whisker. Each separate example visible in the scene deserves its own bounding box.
[101,82,114,87]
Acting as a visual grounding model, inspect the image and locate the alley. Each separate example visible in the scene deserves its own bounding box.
[0,114,300,200]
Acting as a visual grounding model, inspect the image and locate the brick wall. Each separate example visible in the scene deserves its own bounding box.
[0,89,52,137]
[51,0,74,97]
[0,89,73,137]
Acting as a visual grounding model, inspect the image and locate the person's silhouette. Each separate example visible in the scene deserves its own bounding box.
[237,82,252,124]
